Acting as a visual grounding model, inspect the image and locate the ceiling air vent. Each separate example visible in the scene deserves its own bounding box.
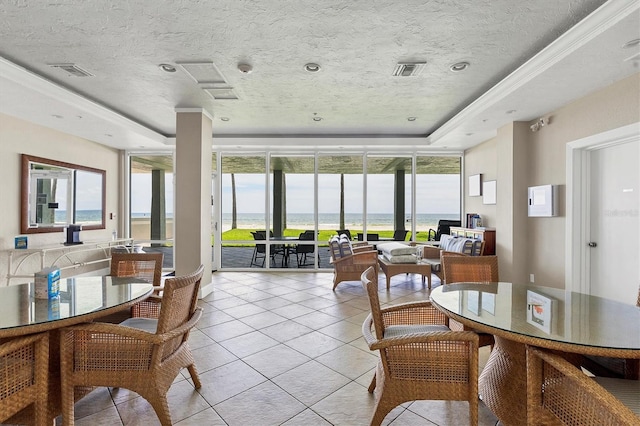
[201,86,239,100]
[177,62,227,84]
[392,62,426,77]
[48,63,94,77]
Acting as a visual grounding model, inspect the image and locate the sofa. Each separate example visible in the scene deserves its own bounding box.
[328,234,378,290]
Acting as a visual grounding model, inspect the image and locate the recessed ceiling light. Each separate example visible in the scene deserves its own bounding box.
[304,63,321,72]
[407,117,417,121]
[220,117,230,121]
[313,116,323,121]
[450,61,470,72]
[51,114,63,119]
[159,63,176,73]
[506,109,517,114]
[622,39,640,49]
[105,133,113,137]
[237,63,253,74]
[466,133,473,136]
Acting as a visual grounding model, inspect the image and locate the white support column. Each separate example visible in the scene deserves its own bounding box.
[175,108,213,297]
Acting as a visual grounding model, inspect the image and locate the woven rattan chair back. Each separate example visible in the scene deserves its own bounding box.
[526,346,640,426]
[155,264,203,336]
[0,333,49,426]
[110,252,164,286]
[361,266,386,340]
[442,254,498,285]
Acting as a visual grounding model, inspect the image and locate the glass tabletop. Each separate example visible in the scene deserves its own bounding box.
[0,276,153,331]
[430,282,640,351]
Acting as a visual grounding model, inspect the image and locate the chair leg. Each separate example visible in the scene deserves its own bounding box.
[187,363,201,389]
[368,373,376,393]
[147,392,173,426]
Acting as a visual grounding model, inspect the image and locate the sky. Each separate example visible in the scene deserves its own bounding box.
[130,172,460,215]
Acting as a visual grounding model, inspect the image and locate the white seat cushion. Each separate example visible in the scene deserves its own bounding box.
[593,376,640,416]
[384,324,450,338]
[120,317,158,333]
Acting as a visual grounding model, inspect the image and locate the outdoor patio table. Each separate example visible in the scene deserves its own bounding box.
[430,282,640,426]
[0,276,153,423]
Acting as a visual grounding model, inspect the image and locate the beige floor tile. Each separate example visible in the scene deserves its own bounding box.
[310,381,377,425]
[252,295,296,309]
[243,343,311,378]
[260,319,315,342]
[72,387,116,419]
[197,359,267,406]
[315,344,379,380]
[191,341,238,372]
[196,309,235,328]
[200,319,254,342]
[213,381,306,425]
[272,360,351,406]
[407,399,499,426]
[280,408,333,425]
[74,406,124,426]
[271,303,316,319]
[285,331,345,358]
[291,310,342,329]
[222,302,267,319]
[218,330,279,358]
[239,310,288,329]
[318,318,367,343]
[174,408,227,425]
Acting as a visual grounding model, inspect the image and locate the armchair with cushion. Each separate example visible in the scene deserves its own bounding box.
[0,333,49,426]
[360,266,479,426]
[329,234,378,290]
[526,346,640,425]
[419,233,485,282]
[60,265,205,426]
[441,254,499,348]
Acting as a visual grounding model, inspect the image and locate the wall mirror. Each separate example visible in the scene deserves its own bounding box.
[21,154,106,234]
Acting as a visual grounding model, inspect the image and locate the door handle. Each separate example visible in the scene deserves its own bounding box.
[588,242,597,247]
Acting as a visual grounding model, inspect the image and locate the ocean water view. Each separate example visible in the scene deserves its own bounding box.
[220,212,459,230]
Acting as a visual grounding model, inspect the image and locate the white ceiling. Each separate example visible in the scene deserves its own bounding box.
[0,0,638,151]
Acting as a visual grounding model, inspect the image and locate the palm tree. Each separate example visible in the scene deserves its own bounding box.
[231,173,237,229]
[339,174,345,229]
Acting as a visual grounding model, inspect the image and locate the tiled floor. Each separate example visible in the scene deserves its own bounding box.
[65,271,499,426]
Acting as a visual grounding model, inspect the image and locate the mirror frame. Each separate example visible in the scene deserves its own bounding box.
[21,154,106,234]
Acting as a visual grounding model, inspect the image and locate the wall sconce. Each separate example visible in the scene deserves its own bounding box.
[530,117,550,132]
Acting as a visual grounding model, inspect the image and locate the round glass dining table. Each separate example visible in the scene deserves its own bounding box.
[0,275,154,337]
[0,275,153,423]
[430,282,640,426]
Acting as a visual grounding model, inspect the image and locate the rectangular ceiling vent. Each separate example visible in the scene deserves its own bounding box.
[48,63,94,77]
[392,62,426,77]
[201,86,239,100]
[177,62,227,84]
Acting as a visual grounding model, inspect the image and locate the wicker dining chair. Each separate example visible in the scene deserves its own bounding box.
[60,265,204,426]
[526,346,640,426]
[109,251,164,319]
[360,266,479,426]
[441,254,499,349]
[0,333,49,426]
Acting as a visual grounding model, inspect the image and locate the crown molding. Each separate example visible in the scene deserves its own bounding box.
[427,0,639,146]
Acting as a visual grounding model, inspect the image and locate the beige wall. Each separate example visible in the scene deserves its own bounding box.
[464,72,640,288]
[0,113,120,285]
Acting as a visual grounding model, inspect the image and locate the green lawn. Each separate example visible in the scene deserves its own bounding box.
[220,229,432,245]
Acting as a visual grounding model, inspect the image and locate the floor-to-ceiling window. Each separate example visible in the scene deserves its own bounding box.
[366,155,412,241]
[220,154,267,269]
[317,155,364,237]
[415,155,462,238]
[128,154,174,268]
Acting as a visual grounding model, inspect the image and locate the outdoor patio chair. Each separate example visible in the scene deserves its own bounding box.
[427,219,461,241]
[526,346,640,425]
[441,254,499,348]
[0,333,49,426]
[392,229,408,240]
[60,265,205,426]
[295,230,318,267]
[360,266,479,425]
[250,231,285,267]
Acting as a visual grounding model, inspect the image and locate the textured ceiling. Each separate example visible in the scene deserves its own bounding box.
[0,0,638,151]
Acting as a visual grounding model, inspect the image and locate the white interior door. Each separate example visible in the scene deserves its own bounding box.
[588,140,639,303]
